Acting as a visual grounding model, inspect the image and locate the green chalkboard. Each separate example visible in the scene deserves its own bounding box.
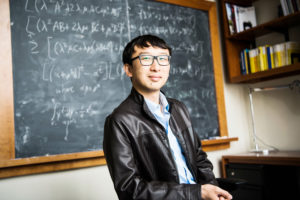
[10,0,219,158]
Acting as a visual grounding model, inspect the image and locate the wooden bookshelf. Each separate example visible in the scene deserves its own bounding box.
[220,0,300,83]
[230,62,300,83]
[227,12,300,41]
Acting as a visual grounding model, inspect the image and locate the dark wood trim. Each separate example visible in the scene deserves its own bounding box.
[202,137,238,152]
[222,151,300,177]
[230,63,300,83]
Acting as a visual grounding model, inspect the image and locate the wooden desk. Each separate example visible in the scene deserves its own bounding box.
[222,151,300,177]
[222,151,300,200]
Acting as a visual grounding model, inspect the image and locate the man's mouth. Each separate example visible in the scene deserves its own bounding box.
[149,75,161,82]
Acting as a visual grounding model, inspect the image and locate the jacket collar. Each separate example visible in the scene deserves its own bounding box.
[129,87,144,105]
[129,87,174,119]
[129,87,156,121]
[129,87,173,107]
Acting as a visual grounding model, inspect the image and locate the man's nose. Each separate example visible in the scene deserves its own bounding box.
[150,57,160,71]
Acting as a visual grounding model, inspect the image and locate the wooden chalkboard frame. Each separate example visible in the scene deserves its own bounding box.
[0,0,237,179]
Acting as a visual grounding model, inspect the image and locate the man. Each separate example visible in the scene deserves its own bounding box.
[103,35,232,200]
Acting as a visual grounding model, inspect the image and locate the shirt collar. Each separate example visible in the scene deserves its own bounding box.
[144,92,169,113]
[159,92,169,112]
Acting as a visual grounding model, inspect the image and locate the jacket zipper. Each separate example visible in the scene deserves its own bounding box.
[169,115,197,182]
[146,112,181,183]
[164,128,181,183]
[143,102,185,183]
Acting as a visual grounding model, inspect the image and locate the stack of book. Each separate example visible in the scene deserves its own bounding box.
[240,41,300,75]
[280,0,300,16]
[225,3,257,35]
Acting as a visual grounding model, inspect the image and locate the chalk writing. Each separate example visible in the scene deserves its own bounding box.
[11,0,218,158]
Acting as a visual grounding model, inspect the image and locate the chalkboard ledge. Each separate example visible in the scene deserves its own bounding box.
[202,137,239,152]
[0,151,105,179]
[0,138,238,179]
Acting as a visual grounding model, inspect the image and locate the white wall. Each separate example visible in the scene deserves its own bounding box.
[0,165,118,200]
[208,74,300,177]
[246,75,300,151]
[1,0,300,199]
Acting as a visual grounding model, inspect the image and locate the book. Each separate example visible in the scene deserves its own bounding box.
[235,5,257,32]
[280,0,290,16]
[273,43,286,67]
[228,4,257,33]
[296,0,300,11]
[285,41,300,65]
[266,46,275,69]
[249,48,260,73]
[233,5,241,32]
[291,0,299,12]
[243,49,251,74]
[258,46,268,71]
[291,53,300,64]
[272,41,300,68]
[230,4,237,34]
[240,50,246,75]
[287,0,295,13]
[225,3,235,35]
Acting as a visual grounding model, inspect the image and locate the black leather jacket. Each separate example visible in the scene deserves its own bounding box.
[103,88,217,200]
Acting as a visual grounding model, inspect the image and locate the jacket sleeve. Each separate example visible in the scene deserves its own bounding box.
[103,115,203,200]
[194,138,218,186]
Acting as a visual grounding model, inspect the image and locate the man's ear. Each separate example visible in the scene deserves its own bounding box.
[123,64,133,78]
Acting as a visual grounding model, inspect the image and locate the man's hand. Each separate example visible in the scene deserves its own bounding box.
[201,184,232,200]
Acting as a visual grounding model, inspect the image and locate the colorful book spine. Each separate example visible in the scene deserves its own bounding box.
[230,4,237,34]
[225,3,235,35]
[240,50,246,75]
[242,42,300,73]
[233,5,240,32]
[266,46,275,69]
[287,0,295,13]
[273,43,286,67]
[249,48,259,73]
[243,49,251,74]
[285,41,300,65]
[258,46,268,71]
[281,0,290,16]
[280,0,299,15]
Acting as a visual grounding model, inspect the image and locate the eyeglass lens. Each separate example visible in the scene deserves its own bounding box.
[139,55,170,66]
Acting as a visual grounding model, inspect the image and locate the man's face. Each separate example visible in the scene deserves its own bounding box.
[124,45,170,95]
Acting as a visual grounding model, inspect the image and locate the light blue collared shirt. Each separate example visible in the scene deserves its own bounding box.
[144,92,196,184]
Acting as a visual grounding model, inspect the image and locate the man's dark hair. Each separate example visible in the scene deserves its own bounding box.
[122,35,172,65]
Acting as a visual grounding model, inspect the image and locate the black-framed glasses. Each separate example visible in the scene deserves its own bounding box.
[131,55,171,66]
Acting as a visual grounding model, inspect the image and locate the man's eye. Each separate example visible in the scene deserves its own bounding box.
[141,56,151,60]
[159,56,168,61]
